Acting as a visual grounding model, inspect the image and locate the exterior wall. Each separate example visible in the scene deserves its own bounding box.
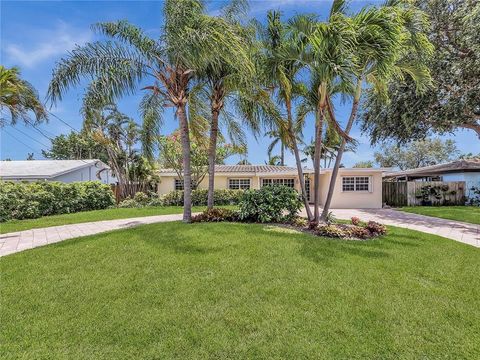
[158,170,383,209]
[51,166,115,184]
[318,170,383,209]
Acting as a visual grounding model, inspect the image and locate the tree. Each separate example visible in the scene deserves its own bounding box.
[0,65,47,126]
[159,130,244,189]
[353,160,374,168]
[361,0,480,142]
[266,129,286,166]
[42,131,108,163]
[374,138,459,170]
[320,0,432,221]
[26,153,34,160]
[48,0,246,222]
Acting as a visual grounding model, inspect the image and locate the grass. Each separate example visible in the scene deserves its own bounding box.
[0,206,234,234]
[1,222,479,359]
[399,206,480,225]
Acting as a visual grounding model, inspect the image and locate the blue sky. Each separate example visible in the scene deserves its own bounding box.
[1,0,478,166]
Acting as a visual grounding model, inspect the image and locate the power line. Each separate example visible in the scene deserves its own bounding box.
[47,111,80,133]
[10,126,49,148]
[23,119,55,140]
[3,129,39,153]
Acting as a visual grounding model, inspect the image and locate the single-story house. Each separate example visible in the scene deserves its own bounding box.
[158,165,385,208]
[383,159,480,199]
[0,159,116,184]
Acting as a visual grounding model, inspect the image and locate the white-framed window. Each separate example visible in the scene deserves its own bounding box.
[174,179,184,191]
[342,176,372,192]
[261,178,295,188]
[228,178,251,190]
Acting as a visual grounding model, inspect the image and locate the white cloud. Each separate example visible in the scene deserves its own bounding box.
[5,21,92,68]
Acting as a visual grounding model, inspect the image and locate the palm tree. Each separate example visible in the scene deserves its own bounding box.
[319,0,433,221]
[48,0,246,222]
[265,129,286,166]
[0,65,47,126]
[257,11,317,220]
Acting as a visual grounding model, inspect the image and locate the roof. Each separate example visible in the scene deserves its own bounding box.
[159,164,386,176]
[0,160,109,180]
[384,159,480,178]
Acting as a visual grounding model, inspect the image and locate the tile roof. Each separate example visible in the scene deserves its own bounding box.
[160,164,303,174]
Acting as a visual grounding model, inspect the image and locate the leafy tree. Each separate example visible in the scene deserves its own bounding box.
[159,130,244,190]
[42,131,108,163]
[353,160,374,168]
[26,153,34,160]
[361,0,480,142]
[48,0,246,222]
[374,138,459,170]
[0,65,47,126]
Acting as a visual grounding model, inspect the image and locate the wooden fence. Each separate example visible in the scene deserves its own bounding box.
[383,181,466,207]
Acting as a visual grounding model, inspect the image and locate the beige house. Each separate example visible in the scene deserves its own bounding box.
[158,165,384,209]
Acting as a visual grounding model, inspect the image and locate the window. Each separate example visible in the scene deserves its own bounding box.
[174,179,184,191]
[228,178,251,190]
[342,176,371,192]
[261,178,295,188]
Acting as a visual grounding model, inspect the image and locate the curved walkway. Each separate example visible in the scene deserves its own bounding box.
[0,213,187,257]
[303,207,479,248]
[1,209,478,257]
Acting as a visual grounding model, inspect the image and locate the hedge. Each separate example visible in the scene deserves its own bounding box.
[0,181,115,222]
[160,189,244,206]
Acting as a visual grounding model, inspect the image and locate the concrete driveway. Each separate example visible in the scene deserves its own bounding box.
[302,207,479,248]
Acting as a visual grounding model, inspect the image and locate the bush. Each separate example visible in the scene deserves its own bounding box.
[192,208,239,223]
[0,181,115,222]
[365,221,387,236]
[238,186,302,223]
[348,225,370,239]
[160,189,244,206]
[351,216,360,226]
[316,224,348,238]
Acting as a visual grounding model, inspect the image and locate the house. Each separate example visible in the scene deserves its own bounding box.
[0,160,115,184]
[383,159,480,200]
[158,165,385,209]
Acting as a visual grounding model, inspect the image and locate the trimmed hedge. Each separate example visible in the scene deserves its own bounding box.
[160,189,244,206]
[238,185,302,223]
[0,181,115,222]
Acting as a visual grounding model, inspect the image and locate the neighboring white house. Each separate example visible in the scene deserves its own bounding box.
[158,164,385,209]
[383,159,480,200]
[0,160,116,184]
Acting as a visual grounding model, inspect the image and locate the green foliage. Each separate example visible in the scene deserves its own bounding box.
[238,185,302,223]
[353,160,374,168]
[0,181,115,222]
[316,224,348,238]
[374,139,459,170]
[160,189,244,207]
[191,208,239,222]
[42,131,109,163]
[365,221,387,236]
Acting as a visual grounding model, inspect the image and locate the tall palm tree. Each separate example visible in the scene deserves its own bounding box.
[265,129,286,166]
[257,11,317,220]
[0,65,47,126]
[319,0,433,221]
[48,0,246,222]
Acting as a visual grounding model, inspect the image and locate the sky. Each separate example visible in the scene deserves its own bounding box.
[1,0,478,167]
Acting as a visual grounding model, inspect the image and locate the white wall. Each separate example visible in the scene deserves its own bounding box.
[440,172,480,200]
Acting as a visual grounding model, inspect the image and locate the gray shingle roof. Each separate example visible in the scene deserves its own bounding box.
[0,160,108,179]
[384,159,480,178]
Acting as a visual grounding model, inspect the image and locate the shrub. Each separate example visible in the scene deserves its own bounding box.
[118,198,138,208]
[160,189,244,206]
[348,226,370,239]
[238,186,302,223]
[351,216,360,226]
[365,221,387,236]
[316,224,348,238]
[0,181,115,222]
[192,208,239,223]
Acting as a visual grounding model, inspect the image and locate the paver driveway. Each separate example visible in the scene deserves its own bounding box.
[0,213,187,257]
[1,208,478,257]
[302,207,479,248]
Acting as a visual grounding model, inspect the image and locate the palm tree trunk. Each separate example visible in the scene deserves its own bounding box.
[207,108,219,209]
[177,103,192,222]
[280,142,285,166]
[286,99,313,221]
[320,81,361,221]
[312,108,324,225]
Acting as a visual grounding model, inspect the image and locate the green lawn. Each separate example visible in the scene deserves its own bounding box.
[1,222,479,359]
[0,206,216,234]
[399,206,480,225]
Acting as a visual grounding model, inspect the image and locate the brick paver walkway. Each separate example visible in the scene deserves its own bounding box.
[0,213,187,257]
[302,208,479,248]
[1,209,478,257]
